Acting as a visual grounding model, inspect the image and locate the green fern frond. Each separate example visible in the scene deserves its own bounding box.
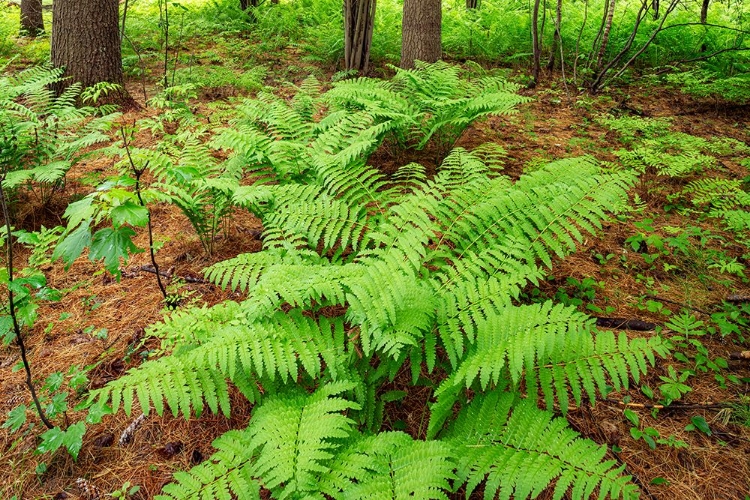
[96,311,348,418]
[443,392,640,500]
[320,432,455,500]
[157,383,358,500]
[346,265,436,357]
[682,177,750,210]
[156,430,261,500]
[437,302,667,412]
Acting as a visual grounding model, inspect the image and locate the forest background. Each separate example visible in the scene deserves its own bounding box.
[0,0,749,499]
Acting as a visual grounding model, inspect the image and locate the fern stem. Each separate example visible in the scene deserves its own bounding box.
[0,176,54,429]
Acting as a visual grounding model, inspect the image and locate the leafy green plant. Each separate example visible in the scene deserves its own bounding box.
[666,311,739,388]
[325,61,531,163]
[623,408,660,449]
[0,63,118,206]
[555,276,614,315]
[54,178,148,278]
[86,145,668,499]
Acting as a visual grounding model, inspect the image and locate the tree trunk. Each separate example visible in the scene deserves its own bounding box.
[466,0,479,8]
[546,0,562,71]
[344,0,377,73]
[400,0,441,69]
[531,0,541,84]
[20,0,44,36]
[240,0,259,10]
[51,0,128,99]
[700,0,709,23]
[596,0,616,72]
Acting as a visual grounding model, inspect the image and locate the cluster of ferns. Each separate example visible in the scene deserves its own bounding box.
[91,62,672,499]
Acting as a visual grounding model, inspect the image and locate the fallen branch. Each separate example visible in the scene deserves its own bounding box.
[726,295,750,304]
[595,317,657,331]
[602,399,733,411]
[729,351,750,361]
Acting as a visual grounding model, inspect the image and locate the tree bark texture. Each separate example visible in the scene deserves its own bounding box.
[20,0,44,36]
[344,0,377,72]
[51,0,125,91]
[400,0,441,69]
[596,0,616,72]
[546,0,563,70]
[466,0,479,8]
[531,0,541,83]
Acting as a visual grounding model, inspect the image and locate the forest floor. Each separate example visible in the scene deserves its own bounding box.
[1,20,750,500]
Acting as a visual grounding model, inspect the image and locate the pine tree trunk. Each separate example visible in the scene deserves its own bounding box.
[52,0,125,91]
[400,0,441,69]
[344,0,377,73]
[20,0,44,36]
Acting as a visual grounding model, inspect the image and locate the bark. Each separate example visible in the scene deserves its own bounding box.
[546,0,563,71]
[700,0,709,23]
[239,0,259,10]
[466,0,479,8]
[400,0,441,69]
[652,0,659,20]
[344,0,377,73]
[20,0,44,36]
[596,0,616,72]
[531,0,541,84]
[51,0,128,98]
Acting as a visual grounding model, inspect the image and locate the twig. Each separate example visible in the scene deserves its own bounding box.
[595,317,657,331]
[120,126,167,299]
[729,351,750,361]
[0,175,54,429]
[602,399,733,411]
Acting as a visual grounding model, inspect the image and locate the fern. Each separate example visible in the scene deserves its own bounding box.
[326,61,531,163]
[442,392,640,500]
[0,65,118,204]
[93,67,665,499]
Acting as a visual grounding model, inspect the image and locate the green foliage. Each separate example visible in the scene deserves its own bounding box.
[36,422,86,460]
[667,70,750,104]
[92,141,667,498]
[601,114,749,181]
[326,61,531,163]
[0,64,118,205]
[53,179,148,278]
[680,178,750,239]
